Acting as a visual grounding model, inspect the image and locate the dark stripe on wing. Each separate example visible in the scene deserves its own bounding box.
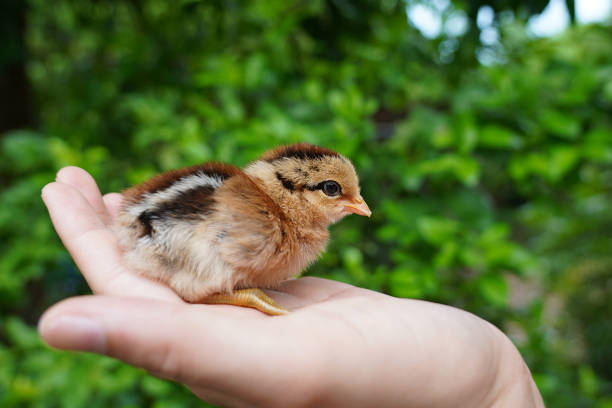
[137,210,157,236]
[137,185,217,237]
[131,163,242,237]
[156,185,217,219]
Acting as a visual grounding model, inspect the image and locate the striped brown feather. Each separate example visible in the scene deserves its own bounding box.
[259,143,340,163]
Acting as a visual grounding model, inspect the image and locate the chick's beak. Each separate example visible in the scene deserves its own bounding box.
[343,196,372,217]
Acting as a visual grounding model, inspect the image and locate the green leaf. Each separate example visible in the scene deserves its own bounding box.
[477,274,508,307]
[417,216,459,245]
[479,125,523,149]
[546,146,579,182]
[0,131,51,172]
[389,267,423,298]
[539,109,580,140]
[4,318,42,349]
[578,365,599,397]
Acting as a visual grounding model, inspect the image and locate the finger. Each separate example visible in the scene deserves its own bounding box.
[56,166,111,225]
[38,296,306,402]
[103,193,123,220]
[42,181,123,292]
[42,182,179,302]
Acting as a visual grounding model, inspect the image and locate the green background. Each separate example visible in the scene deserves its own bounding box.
[1,0,611,406]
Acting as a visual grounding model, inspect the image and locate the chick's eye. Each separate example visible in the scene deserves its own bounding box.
[322,180,341,197]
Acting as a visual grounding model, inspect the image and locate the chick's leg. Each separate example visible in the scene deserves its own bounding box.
[204,288,288,316]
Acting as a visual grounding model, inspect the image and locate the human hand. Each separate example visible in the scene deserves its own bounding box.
[39,167,544,408]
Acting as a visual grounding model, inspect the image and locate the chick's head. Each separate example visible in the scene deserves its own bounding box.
[250,143,371,225]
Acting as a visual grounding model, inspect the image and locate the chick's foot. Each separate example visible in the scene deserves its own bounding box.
[204,288,288,316]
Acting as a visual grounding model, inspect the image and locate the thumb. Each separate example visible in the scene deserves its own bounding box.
[38,295,272,383]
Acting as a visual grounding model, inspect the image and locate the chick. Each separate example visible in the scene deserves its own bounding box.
[115,143,371,315]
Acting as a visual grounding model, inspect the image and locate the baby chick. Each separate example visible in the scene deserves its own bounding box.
[115,143,371,315]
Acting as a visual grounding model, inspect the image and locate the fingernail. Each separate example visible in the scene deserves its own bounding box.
[40,315,106,353]
[41,182,54,199]
[55,170,66,182]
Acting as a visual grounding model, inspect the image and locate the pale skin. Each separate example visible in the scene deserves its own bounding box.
[38,166,545,408]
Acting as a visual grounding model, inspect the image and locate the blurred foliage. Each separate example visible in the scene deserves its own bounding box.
[1,0,611,406]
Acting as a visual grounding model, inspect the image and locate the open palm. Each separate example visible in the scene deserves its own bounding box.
[39,166,543,408]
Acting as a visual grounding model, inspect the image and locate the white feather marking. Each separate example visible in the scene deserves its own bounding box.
[126,172,224,217]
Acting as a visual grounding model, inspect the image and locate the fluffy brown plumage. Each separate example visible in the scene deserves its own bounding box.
[115,143,370,312]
